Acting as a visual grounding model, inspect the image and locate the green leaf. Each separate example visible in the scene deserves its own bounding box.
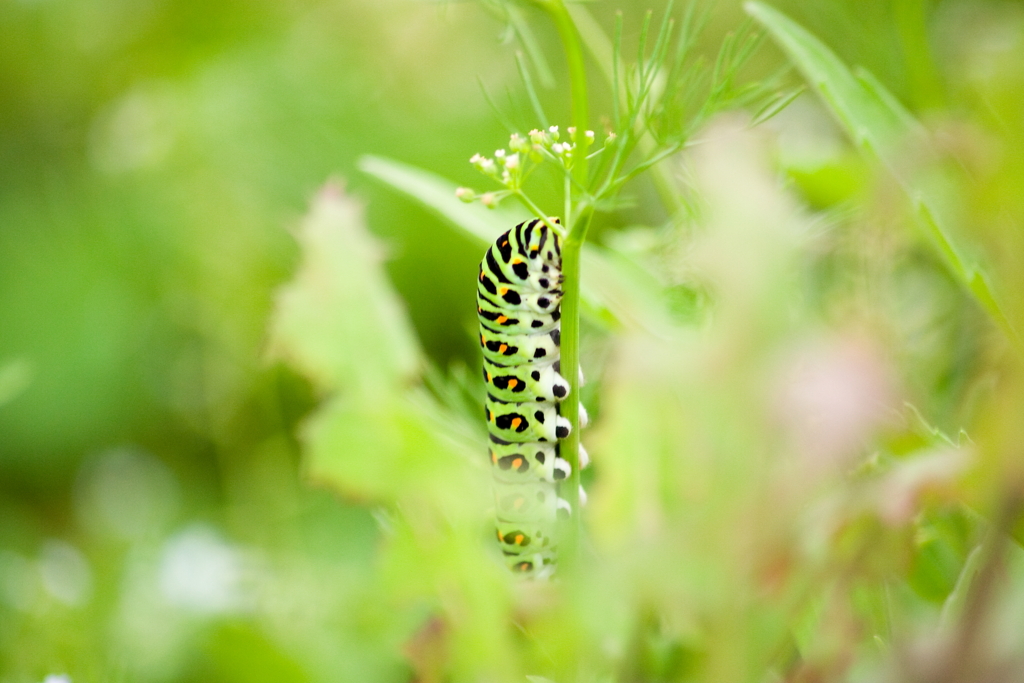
[267,182,484,509]
[744,2,915,158]
[266,183,422,394]
[359,155,685,334]
[749,85,805,127]
[358,155,526,245]
[938,544,984,628]
[302,389,485,511]
[746,1,1020,350]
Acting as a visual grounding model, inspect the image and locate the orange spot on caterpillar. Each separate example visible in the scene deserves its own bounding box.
[499,287,508,295]
[507,379,518,389]
[511,457,522,469]
[510,417,522,430]
[514,534,524,545]
[496,315,508,324]
[498,344,507,354]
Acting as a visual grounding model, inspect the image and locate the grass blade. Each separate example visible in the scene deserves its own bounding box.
[359,154,525,244]
[746,0,1020,351]
[749,85,805,127]
[515,51,549,129]
[476,76,518,133]
[358,155,680,332]
[506,4,556,89]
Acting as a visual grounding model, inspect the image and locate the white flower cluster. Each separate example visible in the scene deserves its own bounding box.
[457,125,613,208]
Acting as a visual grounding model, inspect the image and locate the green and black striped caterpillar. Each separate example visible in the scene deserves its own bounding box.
[478,217,587,579]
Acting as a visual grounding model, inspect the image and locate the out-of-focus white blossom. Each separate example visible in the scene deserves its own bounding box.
[39,541,92,607]
[158,526,244,614]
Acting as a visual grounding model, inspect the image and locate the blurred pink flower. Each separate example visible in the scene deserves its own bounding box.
[771,335,897,469]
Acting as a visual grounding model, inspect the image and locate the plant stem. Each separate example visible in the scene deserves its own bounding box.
[514,190,564,238]
[557,208,593,567]
[543,0,590,188]
[535,0,592,569]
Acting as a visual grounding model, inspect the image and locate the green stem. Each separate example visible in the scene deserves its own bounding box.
[557,207,593,568]
[531,0,593,572]
[543,0,590,188]
[514,190,564,238]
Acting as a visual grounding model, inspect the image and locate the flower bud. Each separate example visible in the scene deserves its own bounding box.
[509,133,529,153]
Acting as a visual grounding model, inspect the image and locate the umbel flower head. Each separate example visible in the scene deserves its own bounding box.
[457,126,610,209]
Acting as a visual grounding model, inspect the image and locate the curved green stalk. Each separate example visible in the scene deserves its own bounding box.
[532,0,592,570]
[541,0,590,188]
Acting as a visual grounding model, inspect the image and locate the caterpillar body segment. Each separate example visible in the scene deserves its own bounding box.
[481,244,564,295]
[505,550,558,579]
[489,440,570,483]
[479,218,584,580]
[485,395,571,443]
[496,508,559,554]
[476,276,563,316]
[483,218,563,288]
[482,356,570,404]
[494,481,570,523]
[479,325,561,367]
[477,293,560,335]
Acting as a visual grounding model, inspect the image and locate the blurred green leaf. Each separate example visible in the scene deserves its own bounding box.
[302,388,484,511]
[266,183,423,394]
[749,85,806,127]
[267,182,482,507]
[746,1,1021,351]
[939,544,984,628]
[359,155,680,333]
[743,2,921,155]
[359,154,528,245]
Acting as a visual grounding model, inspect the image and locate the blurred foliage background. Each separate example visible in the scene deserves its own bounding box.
[3,0,1024,681]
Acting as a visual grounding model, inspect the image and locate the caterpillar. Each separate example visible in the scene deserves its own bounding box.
[478,217,586,579]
